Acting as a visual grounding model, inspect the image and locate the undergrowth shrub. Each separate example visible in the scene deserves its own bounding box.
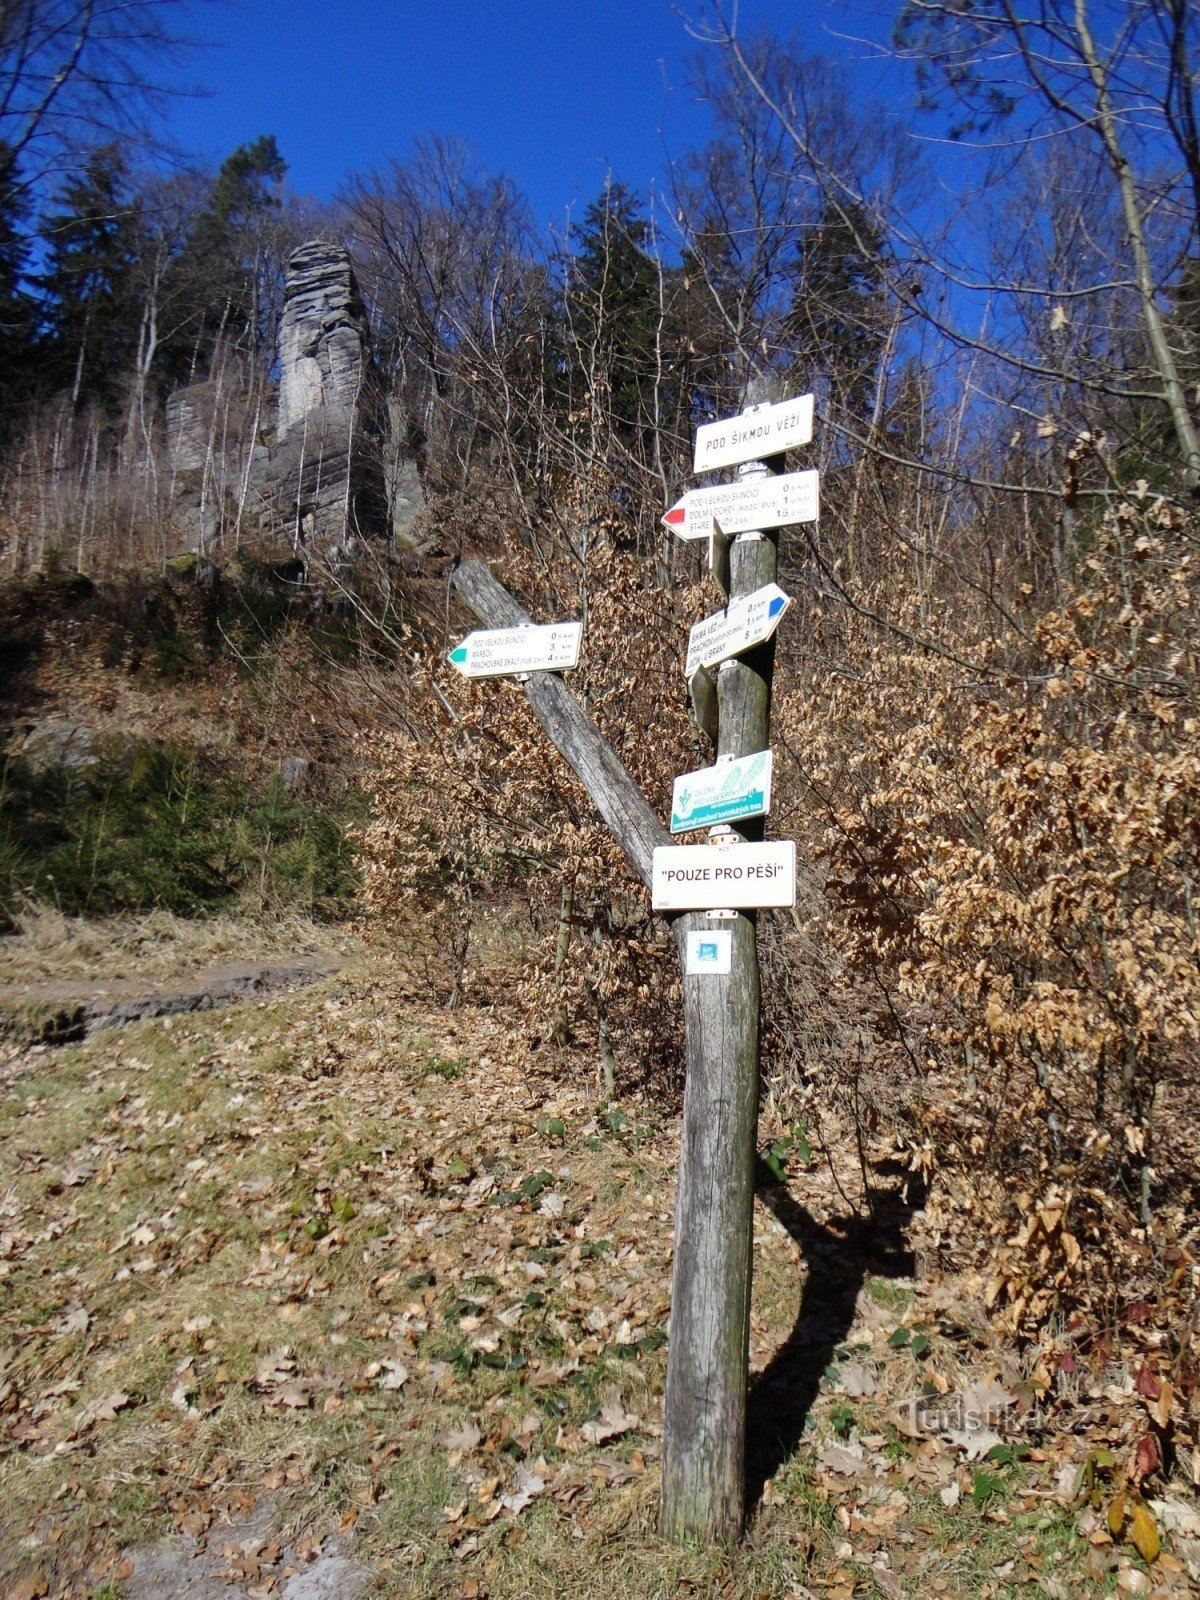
[358,539,702,1084]
[781,488,1200,1340]
[0,737,362,923]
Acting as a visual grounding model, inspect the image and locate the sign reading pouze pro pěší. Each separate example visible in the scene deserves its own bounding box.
[651,840,796,911]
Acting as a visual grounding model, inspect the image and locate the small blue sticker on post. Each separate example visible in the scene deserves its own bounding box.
[686,929,732,975]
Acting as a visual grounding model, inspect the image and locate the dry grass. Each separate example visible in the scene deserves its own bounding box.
[0,928,1163,1599]
[0,904,356,989]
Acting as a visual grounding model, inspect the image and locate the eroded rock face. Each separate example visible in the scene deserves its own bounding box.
[165,381,218,473]
[250,240,389,548]
[277,241,373,440]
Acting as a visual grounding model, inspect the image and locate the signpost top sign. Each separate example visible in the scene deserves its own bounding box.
[662,470,819,541]
[448,621,582,679]
[693,393,814,473]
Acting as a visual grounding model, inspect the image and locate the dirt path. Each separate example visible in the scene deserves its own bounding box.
[0,956,343,1041]
[123,1502,370,1600]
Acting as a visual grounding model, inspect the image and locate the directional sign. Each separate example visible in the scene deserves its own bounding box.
[662,470,820,540]
[693,394,814,473]
[671,750,773,834]
[448,621,582,679]
[684,583,791,680]
[652,840,796,911]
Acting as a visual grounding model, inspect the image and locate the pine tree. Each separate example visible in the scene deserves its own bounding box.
[164,135,286,379]
[35,145,143,408]
[567,182,666,436]
[0,142,35,436]
[787,201,888,419]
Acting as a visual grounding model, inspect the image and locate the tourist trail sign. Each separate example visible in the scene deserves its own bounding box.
[670,750,773,834]
[448,621,582,679]
[684,583,790,679]
[693,393,814,473]
[685,928,732,975]
[662,470,820,540]
[651,840,797,912]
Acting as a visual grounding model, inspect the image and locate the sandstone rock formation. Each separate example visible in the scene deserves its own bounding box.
[166,238,422,558]
[277,241,374,439]
[250,240,389,551]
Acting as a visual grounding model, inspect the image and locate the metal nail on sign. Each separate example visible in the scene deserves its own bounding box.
[671,750,773,834]
[448,621,582,679]
[684,583,790,679]
[662,470,820,540]
[693,394,814,473]
[652,840,797,911]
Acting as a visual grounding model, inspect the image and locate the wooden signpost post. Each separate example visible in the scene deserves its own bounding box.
[449,381,815,1544]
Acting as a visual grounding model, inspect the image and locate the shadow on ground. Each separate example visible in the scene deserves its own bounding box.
[745,1156,926,1513]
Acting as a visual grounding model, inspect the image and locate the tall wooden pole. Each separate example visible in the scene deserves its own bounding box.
[660,408,785,1544]
[451,391,795,1543]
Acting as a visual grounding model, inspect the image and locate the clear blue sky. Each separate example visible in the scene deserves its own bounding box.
[165,0,905,233]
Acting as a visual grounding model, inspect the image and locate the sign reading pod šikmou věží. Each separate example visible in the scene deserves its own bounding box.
[692,394,814,473]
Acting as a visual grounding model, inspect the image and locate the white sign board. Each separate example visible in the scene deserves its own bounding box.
[684,584,791,680]
[448,622,582,679]
[693,394,814,473]
[662,470,820,540]
[686,928,732,975]
[671,750,773,833]
[652,840,797,911]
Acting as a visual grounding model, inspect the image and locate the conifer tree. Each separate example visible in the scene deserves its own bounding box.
[567,182,666,438]
[163,134,286,380]
[35,143,143,408]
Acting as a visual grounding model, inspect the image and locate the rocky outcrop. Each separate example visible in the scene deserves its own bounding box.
[164,238,423,557]
[248,241,389,550]
[166,371,262,553]
[277,241,374,438]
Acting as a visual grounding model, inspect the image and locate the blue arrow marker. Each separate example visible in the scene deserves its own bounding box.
[768,596,786,619]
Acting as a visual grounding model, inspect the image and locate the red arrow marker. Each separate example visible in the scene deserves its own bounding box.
[662,499,687,530]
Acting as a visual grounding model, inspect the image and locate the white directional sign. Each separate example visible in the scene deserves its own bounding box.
[662,470,820,540]
[684,583,791,680]
[448,622,582,679]
[671,750,773,834]
[693,394,814,473]
[652,840,797,911]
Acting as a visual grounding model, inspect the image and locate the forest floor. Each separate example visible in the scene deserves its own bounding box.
[0,912,1196,1600]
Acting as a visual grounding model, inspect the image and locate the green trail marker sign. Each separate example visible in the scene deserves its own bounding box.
[670,750,773,834]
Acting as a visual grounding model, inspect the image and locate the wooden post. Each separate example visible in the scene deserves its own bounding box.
[660,409,785,1543]
[451,392,792,1542]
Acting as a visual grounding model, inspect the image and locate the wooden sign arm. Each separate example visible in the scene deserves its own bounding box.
[450,560,670,889]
